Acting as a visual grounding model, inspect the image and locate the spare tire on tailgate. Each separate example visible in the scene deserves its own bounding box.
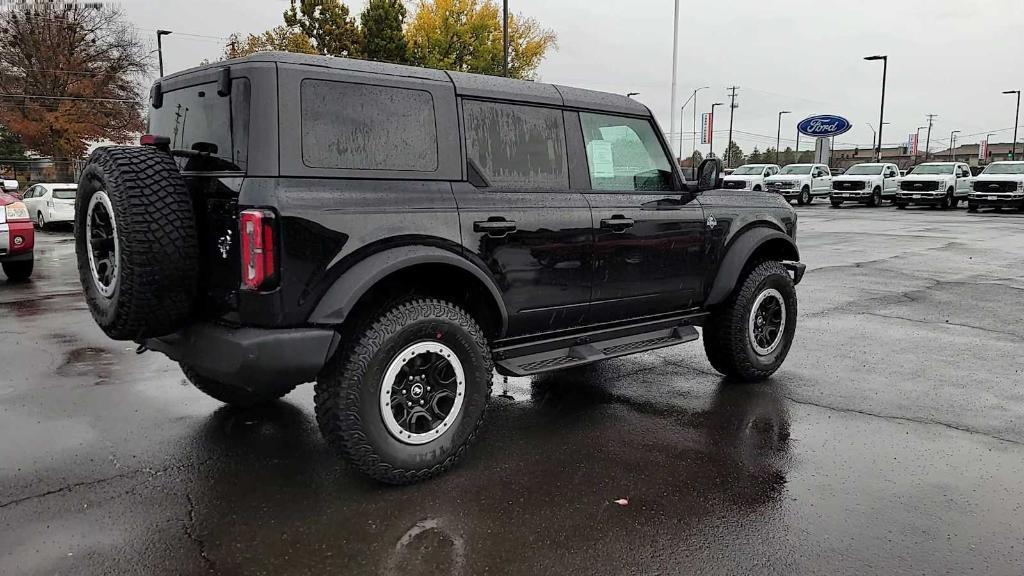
[75,146,199,340]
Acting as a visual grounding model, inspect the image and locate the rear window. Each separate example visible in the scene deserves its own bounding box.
[463,100,568,191]
[52,188,76,199]
[148,78,250,172]
[300,80,438,172]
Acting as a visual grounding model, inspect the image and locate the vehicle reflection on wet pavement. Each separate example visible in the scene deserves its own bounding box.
[3,211,1024,575]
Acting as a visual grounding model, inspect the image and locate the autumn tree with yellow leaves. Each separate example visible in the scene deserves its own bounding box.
[225,0,556,80]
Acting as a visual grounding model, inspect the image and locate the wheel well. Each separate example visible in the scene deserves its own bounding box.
[340,263,504,340]
[748,236,799,268]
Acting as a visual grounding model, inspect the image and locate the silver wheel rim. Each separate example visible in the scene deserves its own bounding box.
[85,190,119,298]
[380,341,466,445]
[748,288,786,356]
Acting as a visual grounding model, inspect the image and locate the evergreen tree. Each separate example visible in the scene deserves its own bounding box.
[780,146,797,166]
[284,0,362,57]
[747,147,761,164]
[360,0,409,63]
[723,140,745,167]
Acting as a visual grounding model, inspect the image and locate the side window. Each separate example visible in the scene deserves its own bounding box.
[579,112,674,191]
[300,79,438,172]
[463,100,567,191]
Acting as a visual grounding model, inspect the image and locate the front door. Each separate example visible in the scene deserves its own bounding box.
[454,99,593,338]
[882,165,899,195]
[574,111,707,324]
[812,166,831,195]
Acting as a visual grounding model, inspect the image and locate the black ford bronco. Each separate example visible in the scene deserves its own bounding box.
[75,53,805,484]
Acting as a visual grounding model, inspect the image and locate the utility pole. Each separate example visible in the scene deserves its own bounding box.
[157,29,172,77]
[502,0,509,77]
[949,130,960,161]
[924,114,937,162]
[725,86,739,167]
[669,0,681,158]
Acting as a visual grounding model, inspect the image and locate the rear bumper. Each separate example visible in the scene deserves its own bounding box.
[146,323,338,390]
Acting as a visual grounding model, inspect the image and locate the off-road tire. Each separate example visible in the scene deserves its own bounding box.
[967,204,978,213]
[797,187,811,206]
[896,202,906,209]
[75,146,199,340]
[703,261,798,382]
[830,199,842,208]
[2,259,33,281]
[869,188,881,207]
[181,364,297,407]
[753,185,762,192]
[314,298,492,485]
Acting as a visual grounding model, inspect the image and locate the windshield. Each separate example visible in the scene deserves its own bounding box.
[846,165,885,175]
[911,164,955,175]
[148,78,250,172]
[982,163,1024,175]
[52,188,77,199]
[732,166,766,175]
[779,165,813,175]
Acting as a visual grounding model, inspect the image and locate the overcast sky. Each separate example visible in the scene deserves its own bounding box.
[122,0,1024,157]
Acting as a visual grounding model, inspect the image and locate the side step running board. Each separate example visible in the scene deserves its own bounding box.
[493,319,701,376]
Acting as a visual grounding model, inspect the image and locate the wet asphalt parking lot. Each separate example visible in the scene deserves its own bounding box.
[2,203,1024,575]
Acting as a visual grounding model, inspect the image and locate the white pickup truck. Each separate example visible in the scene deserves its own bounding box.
[968,161,1024,212]
[764,163,832,205]
[830,162,901,207]
[720,163,781,191]
[896,162,972,209]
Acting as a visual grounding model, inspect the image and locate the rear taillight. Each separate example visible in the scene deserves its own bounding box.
[239,209,277,291]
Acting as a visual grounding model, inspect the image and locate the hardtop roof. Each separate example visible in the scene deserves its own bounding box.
[161,51,649,116]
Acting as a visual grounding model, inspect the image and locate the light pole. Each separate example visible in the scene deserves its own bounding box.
[709,102,723,158]
[157,29,172,77]
[1004,90,1021,160]
[949,130,961,161]
[776,110,791,164]
[864,55,888,161]
[867,123,877,153]
[690,86,709,164]
[913,125,927,164]
[678,86,708,164]
[669,0,681,158]
[985,133,995,164]
[502,0,509,77]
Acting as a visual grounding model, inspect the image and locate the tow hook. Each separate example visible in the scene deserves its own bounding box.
[782,261,806,285]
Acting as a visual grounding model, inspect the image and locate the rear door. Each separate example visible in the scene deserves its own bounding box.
[576,111,707,324]
[454,99,592,337]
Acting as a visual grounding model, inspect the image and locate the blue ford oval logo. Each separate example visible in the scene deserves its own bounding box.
[797,115,852,137]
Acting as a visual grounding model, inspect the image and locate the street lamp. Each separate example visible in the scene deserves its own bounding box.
[949,130,961,161]
[1003,90,1021,160]
[864,55,888,162]
[157,29,172,77]
[709,102,723,158]
[985,133,996,164]
[679,86,709,163]
[867,123,876,153]
[914,126,928,164]
[776,111,791,164]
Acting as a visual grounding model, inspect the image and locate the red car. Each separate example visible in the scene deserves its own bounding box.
[0,191,34,280]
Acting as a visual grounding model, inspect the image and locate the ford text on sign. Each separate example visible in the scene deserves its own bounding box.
[797,115,852,138]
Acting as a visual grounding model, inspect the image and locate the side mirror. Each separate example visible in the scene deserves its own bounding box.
[697,158,722,191]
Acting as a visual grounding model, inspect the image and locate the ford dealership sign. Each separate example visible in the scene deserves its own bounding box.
[797,115,853,138]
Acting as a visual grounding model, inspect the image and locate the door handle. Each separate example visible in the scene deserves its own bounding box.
[474,219,517,237]
[601,216,635,232]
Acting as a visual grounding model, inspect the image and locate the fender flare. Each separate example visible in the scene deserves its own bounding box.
[308,245,509,335]
[705,228,800,307]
